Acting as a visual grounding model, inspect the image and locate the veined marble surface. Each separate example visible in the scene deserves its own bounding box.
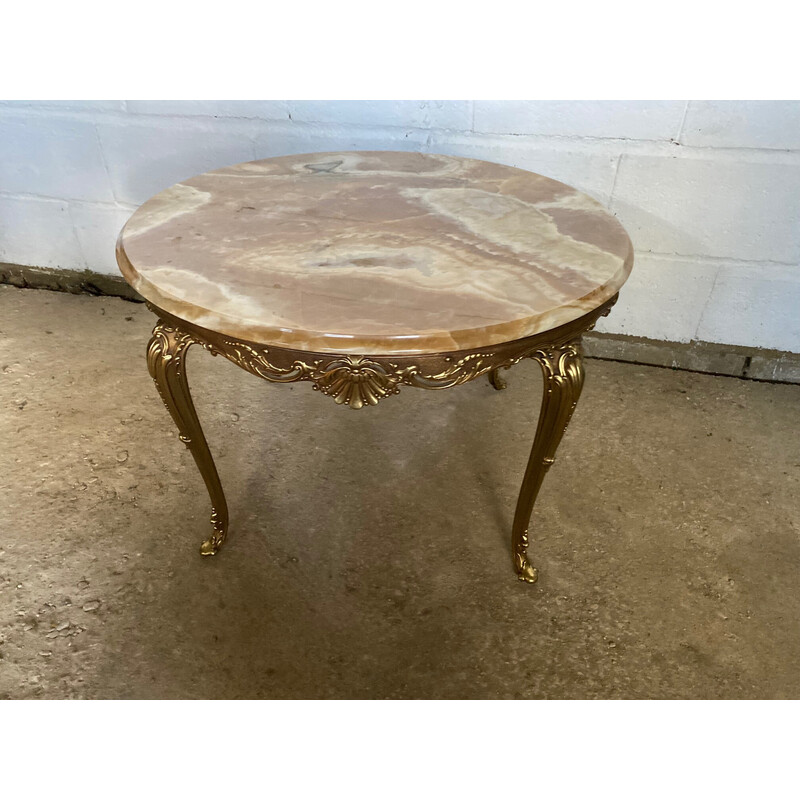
[117,151,634,354]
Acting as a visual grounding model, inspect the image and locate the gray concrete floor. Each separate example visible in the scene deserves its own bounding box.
[1,284,799,699]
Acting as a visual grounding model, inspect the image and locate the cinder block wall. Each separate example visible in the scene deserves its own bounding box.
[1,100,799,353]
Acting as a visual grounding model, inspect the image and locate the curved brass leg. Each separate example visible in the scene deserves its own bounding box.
[147,321,229,555]
[511,339,585,583]
[488,367,507,391]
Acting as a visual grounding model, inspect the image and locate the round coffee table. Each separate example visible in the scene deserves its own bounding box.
[116,151,633,584]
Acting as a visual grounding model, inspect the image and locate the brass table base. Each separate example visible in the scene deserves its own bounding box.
[145,296,616,584]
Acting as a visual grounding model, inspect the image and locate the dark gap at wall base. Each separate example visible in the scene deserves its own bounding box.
[2,263,799,385]
[0,262,143,302]
[582,335,800,385]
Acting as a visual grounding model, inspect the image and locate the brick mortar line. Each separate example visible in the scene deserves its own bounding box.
[93,120,120,205]
[0,191,137,210]
[692,261,723,341]
[633,252,799,267]
[675,101,691,143]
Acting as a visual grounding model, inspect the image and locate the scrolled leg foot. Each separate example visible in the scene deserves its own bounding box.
[200,540,217,556]
[488,367,507,391]
[515,552,539,584]
[200,536,222,556]
[200,509,227,555]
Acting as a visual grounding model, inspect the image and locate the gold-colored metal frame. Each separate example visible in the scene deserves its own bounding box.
[145,295,617,584]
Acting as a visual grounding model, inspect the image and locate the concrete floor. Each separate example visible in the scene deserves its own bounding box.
[1,284,799,699]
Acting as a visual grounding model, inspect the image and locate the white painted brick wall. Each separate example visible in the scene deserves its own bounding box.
[0,195,85,269]
[125,100,290,119]
[594,254,720,343]
[96,117,258,205]
[681,101,800,150]
[1,100,799,353]
[426,132,620,204]
[695,264,800,352]
[0,100,125,113]
[610,155,800,263]
[252,122,430,162]
[0,112,114,201]
[69,202,136,274]
[473,100,686,140]
[289,100,473,130]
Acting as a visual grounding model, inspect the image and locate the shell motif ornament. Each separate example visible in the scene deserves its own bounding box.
[313,356,402,409]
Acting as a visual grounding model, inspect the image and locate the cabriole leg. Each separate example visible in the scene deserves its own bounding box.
[146,321,229,555]
[511,339,585,583]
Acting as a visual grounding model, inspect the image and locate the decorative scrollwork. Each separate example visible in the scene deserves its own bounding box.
[202,343,542,409]
[218,341,315,383]
[146,324,195,431]
[214,345,403,409]
[313,356,402,409]
[146,295,616,411]
[398,352,502,389]
[533,342,585,406]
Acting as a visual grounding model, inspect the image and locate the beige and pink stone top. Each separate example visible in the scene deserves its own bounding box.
[117,151,633,355]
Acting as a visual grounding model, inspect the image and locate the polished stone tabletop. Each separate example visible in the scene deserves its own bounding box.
[117,151,633,355]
